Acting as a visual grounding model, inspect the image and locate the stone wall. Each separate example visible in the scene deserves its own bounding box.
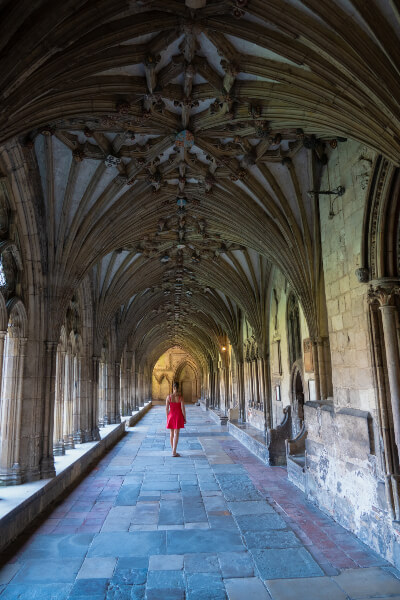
[300,141,400,565]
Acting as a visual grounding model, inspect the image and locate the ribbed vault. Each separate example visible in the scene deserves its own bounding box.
[1,0,399,371]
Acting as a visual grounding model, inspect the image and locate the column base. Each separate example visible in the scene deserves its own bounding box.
[0,464,22,486]
[91,426,101,441]
[73,430,84,444]
[64,434,75,450]
[53,440,65,456]
[40,457,56,479]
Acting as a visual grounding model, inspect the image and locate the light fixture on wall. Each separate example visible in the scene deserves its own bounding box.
[221,345,227,352]
[307,160,345,219]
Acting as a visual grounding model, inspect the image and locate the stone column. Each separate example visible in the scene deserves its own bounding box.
[126,368,132,413]
[236,361,245,422]
[63,353,75,449]
[317,337,327,400]
[73,356,84,444]
[53,349,65,456]
[260,355,272,430]
[311,338,321,402]
[369,281,400,461]
[0,336,27,485]
[40,340,57,478]
[91,356,101,440]
[114,362,121,423]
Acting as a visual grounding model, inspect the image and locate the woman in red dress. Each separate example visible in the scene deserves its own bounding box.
[166,381,186,457]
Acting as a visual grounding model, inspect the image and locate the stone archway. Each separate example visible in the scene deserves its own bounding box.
[175,362,199,403]
[290,361,305,438]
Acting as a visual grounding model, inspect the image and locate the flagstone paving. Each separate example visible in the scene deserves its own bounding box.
[1,405,400,599]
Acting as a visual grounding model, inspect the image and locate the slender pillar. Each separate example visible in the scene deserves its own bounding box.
[380,305,400,451]
[0,335,27,485]
[73,356,84,444]
[91,356,101,440]
[126,368,132,413]
[114,362,121,423]
[237,361,245,422]
[40,340,57,478]
[260,355,272,430]
[311,339,321,403]
[317,337,327,400]
[53,348,65,456]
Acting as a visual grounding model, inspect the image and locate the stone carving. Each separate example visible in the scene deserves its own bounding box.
[367,283,400,306]
[355,267,369,283]
[104,155,121,168]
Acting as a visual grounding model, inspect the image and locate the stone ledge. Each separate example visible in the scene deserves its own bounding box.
[287,455,306,493]
[229,420,269,463]
[207,406,228,426]
[124,400,152,427]
[0,402,152,553]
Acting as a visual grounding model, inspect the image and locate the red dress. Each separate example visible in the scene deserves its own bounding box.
[166,396,185,429]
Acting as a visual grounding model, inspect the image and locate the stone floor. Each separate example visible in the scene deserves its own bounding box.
[1,405,400,599]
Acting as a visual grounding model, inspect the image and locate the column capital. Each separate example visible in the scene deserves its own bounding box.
[368,279,400,306]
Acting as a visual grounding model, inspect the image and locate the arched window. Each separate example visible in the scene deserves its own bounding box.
[287,293,302,367]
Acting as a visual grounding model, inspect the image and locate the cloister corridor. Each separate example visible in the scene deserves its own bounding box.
[0,405,399,600]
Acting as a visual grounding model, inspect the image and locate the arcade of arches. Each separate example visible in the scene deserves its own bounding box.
[0,0,400,570]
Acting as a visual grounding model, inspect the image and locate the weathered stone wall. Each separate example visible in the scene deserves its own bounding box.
[301,141,400,564]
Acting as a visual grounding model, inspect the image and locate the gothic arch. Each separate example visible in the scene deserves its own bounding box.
[360,159,400,282]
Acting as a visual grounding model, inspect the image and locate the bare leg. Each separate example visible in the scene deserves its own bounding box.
[170,429,174,450]
[172,429,180,455]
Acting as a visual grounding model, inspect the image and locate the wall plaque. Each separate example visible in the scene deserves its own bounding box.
[303,338,314,372]
[272,340,282,375]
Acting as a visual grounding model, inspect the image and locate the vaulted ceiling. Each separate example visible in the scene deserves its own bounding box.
[1,0,399,365]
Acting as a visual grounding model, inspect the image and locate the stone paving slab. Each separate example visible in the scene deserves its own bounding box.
[266,576,348,599]
[2,406,400,600]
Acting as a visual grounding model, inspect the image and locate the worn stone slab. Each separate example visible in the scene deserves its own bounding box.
[146,589,184,600]
[186,573,227,600]
[159,500,184,525]
[266,576,348,600]
[208,515,238,530]
[101,506,135,532]
[146,569,184,590]
[19,533,94,560]
[77,557,117,579]
[184,553,220,573]
[87,532,166,557]
[251,548,324,580]
[70,578,109,596]
[333,567,400,598]
[12,559,84,583]
[225,576,270,600]
[149,554,183,570]
[115,485,141,506]
[166,529,243,554]
[0,584,73,599]
[218,552,254,578]
[236,513,287,532]
[227,501,274,516]
[243,530,301,549]
[216,474,263,501]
